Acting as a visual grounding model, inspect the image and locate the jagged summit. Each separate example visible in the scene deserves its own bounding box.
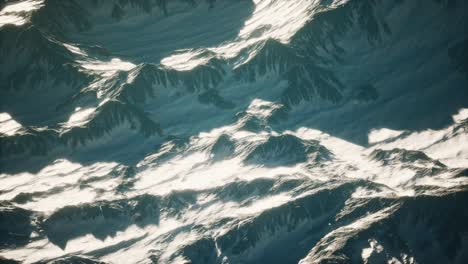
[244,134,332,167]
[370,148,446,168]
[210,134,236,161]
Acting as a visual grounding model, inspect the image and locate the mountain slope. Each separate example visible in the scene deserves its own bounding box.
[0,0,467,263]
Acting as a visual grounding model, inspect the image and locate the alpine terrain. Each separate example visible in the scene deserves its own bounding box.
[0,0,468,263]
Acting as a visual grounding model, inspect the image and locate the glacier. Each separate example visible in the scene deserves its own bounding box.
[0,0,468,263]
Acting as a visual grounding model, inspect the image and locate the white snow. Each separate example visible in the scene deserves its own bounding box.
[452,108,468,123]
[65,107,96,127]
[0,112,22,135]
[0,0,44,27]
[80,58,136,77]
[368,128,404,144]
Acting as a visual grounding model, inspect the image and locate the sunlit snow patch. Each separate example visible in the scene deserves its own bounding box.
[80,58,136,77]
[368,128,404,144]
[62,43,87,56]
[161,0,346,70]
[65,107,96,127]
[0,159,120,212]
[361,239,384,262]
[0,112,23,135]
[246,99,283,119]
[161,49,216,71]
[63,43,136,76]
[0,0,44,27]
[452,108,468,123]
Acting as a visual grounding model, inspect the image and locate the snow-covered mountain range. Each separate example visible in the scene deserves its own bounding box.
[1,0,467,263]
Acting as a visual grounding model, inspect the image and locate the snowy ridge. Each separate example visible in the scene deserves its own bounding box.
[0,0,468,263]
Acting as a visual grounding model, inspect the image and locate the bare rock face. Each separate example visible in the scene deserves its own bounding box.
[244,134,332,167]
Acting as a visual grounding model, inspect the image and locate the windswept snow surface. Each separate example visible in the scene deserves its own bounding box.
[1,0,468,263]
